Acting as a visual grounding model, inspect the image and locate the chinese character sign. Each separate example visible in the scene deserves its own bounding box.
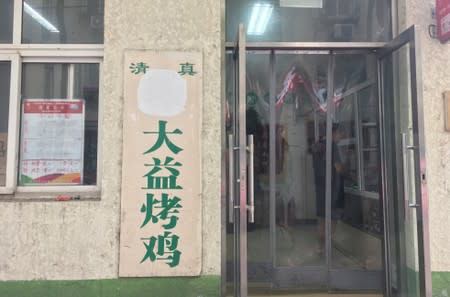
[120,51,202,277]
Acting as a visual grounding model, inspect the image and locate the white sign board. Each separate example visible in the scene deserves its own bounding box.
[120,51,202,277]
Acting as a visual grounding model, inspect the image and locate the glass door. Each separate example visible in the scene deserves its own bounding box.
[269,51,384,292]
[226,25,387,297]
[378,26,431,297]
[226,24,250,297]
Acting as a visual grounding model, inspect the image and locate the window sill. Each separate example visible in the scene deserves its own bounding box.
[0,189,101,202]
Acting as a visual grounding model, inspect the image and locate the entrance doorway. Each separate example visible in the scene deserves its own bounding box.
[223,25,431,297]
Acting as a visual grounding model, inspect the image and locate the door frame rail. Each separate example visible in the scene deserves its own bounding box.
[221,29,431,297]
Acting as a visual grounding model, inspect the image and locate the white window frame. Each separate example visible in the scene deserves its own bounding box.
[0,0,104,197]
[0,53,20,195]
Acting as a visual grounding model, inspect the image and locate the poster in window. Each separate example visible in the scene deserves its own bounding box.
[20,99,85,185]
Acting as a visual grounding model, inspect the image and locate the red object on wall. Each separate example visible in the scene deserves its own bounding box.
[437,0,450,42]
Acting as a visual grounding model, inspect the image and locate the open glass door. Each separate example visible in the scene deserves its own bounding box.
[226,23,251,297]
[378,26,432,297]
[225,23,431,297]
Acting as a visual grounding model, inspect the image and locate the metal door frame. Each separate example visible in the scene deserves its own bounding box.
[222,26,431,297]
[377,25,432,297]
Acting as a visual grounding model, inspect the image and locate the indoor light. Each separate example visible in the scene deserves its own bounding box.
[247,3,273,35]
[24,2,60,33]
[280,0,323,8]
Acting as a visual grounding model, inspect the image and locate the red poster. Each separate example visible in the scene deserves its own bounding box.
[437,0,450,42]
[20,99,85,185]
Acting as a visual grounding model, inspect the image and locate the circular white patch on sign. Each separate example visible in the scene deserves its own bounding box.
[137,69,187,116]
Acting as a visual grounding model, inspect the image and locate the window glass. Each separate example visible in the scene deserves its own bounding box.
[22,0,104,44]
[0,61,11,186]
[20,63,99,186]
[226,0,391,42]
[74,64,99,185]
[359,86,380,192]
[0,1,14,43]
[335,94,358,188]
[22,63,68,98]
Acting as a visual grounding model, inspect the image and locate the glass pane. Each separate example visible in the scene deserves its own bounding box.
[359,86,380,192]
[334,94,358,188]
[383,43,421,297]
[22,63,69,98]
[0,1,14,43]
[225,51,237,296]
[275,54,328,268]
[0,61,11,186]
[22,0,104,44]
[246,53,271,284]
[334,54,375,96]
[20,63,99,186]
[332,54,383,271]
[226,0,391,42]
[74,64,99,185]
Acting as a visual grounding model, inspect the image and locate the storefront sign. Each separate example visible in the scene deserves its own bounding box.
[437,0,450,42]
[20,100,85,185]
[120,51,202,277]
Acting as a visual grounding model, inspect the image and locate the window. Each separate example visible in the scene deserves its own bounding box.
[0,0,103,195]
[22,0,104,44]
[20,63,99,186]
[0,1,14,43]
[0,61,11,187]
[226,0,392,42]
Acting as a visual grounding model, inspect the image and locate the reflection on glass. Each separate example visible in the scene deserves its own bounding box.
[74,64,99,185]
[382,44,421,297]
[20,63,99,186]
[0,62,11,186]
[275,54,328,267]
[225,52,236,296]
[22,0,104,44]
[359,86,380,193]
[332,53,383,270]
[0,1,14,43]
[335,95,358,188]
[246,54,271,281]
[22,63,69,99]
[334,54,374,96]
[226,0,391,42]
[226,51,386,292]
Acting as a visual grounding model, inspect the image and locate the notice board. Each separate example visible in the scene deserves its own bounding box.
[20,99,85,185]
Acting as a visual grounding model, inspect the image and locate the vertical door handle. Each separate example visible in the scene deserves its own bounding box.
[401,132,419,218]
[228,134,235,223]
[247,134,255,223]
[401,133,410,219]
